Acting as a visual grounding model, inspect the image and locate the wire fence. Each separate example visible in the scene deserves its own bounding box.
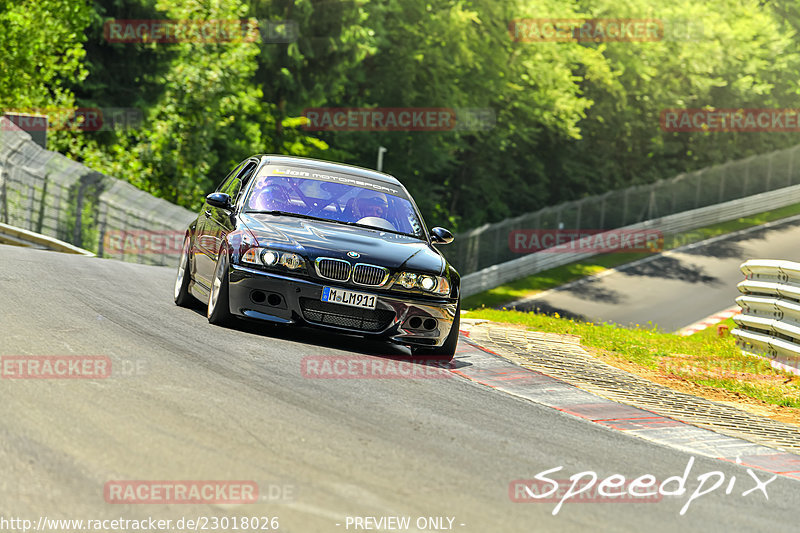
[0,118,195,266]
[446,144,800,275]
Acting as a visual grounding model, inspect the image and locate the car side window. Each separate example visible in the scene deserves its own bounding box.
[233,162,258,204]
[215,161,247,193]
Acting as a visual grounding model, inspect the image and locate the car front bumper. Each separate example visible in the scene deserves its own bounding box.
[227,265,458,347]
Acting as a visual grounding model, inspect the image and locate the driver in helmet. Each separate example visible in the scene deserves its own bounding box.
[251,178,291,211]
[351,189,389,220]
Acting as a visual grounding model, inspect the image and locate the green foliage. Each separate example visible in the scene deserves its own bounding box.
[0,0,91,110]
[4,0,800,229]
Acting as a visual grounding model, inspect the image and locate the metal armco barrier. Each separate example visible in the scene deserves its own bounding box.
[733,259,800,374]
[449,143,800,277]
[461,183,800,297]
[0,117,195,267]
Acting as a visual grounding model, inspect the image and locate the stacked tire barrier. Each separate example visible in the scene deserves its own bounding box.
[733,259,800,375]
[0,117,195,266]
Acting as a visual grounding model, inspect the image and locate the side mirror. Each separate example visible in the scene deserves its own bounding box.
[206,192,233,210]
[430,226,454,245]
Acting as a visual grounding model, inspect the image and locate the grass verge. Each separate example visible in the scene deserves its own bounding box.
[463,201,800,310]
[464,309,800,420]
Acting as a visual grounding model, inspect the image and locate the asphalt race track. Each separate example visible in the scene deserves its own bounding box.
[1,243,799,532]
[511,218,800,332]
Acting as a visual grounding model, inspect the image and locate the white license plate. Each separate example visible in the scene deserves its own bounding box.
[321,287,377,310]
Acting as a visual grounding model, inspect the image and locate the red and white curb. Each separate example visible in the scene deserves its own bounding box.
[676,306,742,336]
[452,331,800,481]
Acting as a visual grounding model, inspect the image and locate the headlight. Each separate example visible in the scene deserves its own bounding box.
[397,272,417,289]
[280,253,303,269]
[242,247,305,270]
[261,250,280,266]
[395,272,450,295]
[418,275,436,291]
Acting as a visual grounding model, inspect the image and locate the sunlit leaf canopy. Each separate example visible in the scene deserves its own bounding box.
[2,0,799,231]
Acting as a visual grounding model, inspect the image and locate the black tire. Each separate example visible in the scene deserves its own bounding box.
[411,301,460,362]
[174,236,196,307]
[207,250,234,326]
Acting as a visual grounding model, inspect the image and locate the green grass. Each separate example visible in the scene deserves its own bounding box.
[463,202,800,310]
[464,309,800,409]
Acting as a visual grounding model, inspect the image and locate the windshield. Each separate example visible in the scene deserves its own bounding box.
[244,172,425,238]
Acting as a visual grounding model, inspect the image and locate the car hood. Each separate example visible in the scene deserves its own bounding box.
[240,213,445,273]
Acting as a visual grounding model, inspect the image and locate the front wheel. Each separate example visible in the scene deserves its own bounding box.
[411,302,460,362]
[207,250,234,326]
[174,235,195,307]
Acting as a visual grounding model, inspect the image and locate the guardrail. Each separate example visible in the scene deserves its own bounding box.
[448,144,800,276]
[0,116,195,266]
[460,184,800,297]
[0,221,95,255]
[732,259,800,375]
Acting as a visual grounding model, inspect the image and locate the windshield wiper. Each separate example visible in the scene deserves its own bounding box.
[245,210,331,224]
[332,220,422,239]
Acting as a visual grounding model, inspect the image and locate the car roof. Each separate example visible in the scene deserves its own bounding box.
[257,155,403,186]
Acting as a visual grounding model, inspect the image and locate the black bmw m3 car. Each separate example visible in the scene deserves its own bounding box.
[174,155,461,359]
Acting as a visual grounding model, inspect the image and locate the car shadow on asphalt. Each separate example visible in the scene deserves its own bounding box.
[185,301,469,370]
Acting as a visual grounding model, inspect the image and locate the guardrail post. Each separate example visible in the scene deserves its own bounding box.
[694,169,703,208]
[742,161,749,196]
[622,189,629,225]
[27,181,35,230]
[35,175,48,234]
[765,153,773,192]
[0,155,7,224]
